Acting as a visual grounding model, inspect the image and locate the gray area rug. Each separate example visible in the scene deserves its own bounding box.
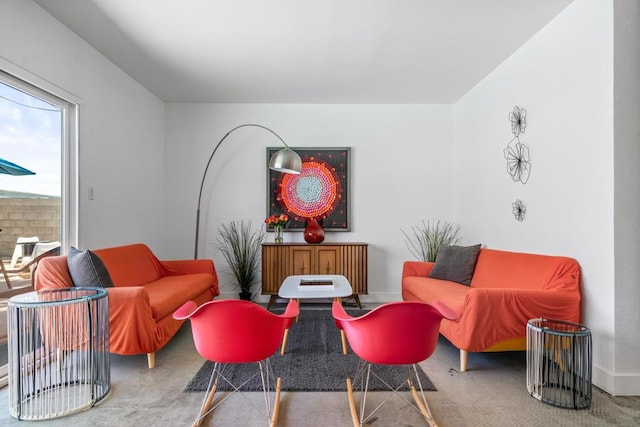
[184,309,436,392]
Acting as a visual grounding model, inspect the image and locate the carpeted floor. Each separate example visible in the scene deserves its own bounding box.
[184,309,435,392]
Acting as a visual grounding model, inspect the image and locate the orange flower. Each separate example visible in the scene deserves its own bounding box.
[265,214,289,227]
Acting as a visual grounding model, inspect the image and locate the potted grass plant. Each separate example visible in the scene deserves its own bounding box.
[402,219,461,262]
[214,220,266,300]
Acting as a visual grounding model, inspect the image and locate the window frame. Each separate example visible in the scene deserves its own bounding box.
[0,69,79,387]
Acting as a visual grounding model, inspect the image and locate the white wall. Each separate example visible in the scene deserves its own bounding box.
[614,0,640,395]
[0,0,166,253]
[453,0,637,394]
[164,104,453,298]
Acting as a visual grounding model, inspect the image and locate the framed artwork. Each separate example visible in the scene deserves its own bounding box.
[266,147,350,231]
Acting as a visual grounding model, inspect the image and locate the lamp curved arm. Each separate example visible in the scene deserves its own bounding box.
[194,124,301,259]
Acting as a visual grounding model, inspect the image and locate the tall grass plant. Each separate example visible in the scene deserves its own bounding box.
[402,220,461,262]
[214,220,266,299]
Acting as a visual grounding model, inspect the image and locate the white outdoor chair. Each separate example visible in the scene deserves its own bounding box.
[1,245,60,289]
[21,241,61,269]
[9,236,39,268]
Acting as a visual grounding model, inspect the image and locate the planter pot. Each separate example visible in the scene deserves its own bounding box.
[239,290,252,301]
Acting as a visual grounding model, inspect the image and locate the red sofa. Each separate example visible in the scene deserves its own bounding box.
[35,243,219,368]
[402,248,581,371]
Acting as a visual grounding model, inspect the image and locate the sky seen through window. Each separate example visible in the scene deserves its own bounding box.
[0,81,61,197]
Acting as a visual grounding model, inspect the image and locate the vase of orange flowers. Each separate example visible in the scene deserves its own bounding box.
[265,214,289,244]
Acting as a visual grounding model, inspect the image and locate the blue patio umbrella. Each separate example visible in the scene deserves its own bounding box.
[0,157,35,176]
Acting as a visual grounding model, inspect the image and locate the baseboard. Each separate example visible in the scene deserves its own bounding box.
[612,373,640,396]
[593,363,640,396]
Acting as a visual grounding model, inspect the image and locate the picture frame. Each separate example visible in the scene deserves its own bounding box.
[266,147,350,231]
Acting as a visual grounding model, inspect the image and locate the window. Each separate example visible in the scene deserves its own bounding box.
[0,70,78,387]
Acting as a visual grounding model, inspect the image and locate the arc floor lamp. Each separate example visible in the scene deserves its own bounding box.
[194,123,302,259]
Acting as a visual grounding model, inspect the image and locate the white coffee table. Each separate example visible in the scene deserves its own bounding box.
[278,274,353,354]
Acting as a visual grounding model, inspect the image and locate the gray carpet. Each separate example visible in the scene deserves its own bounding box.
[184,309,436,392]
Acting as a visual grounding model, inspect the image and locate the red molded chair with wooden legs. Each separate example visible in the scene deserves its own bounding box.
[332,300,458,427]
[174,299,298,427]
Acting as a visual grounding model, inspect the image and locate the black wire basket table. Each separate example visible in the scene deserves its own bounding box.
[526,318,592,409]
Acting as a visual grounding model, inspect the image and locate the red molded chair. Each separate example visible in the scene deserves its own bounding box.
[174,299,298,426]
[332,300,457,427]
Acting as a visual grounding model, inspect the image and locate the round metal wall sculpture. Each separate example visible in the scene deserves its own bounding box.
[504,105,530,221]
[504,138,531,184]
[512,199,526,222]
[504,105,531,185]
[509,105,527,136]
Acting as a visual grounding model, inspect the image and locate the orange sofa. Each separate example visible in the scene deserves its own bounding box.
[402,248,581,371]
[35,243,219,368]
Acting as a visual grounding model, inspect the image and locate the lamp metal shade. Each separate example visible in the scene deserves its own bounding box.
[195,123,301,259]
[269,147,302,174]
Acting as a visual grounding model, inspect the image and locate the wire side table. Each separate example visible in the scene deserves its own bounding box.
[8,287,111,420]
[526,318,592,409]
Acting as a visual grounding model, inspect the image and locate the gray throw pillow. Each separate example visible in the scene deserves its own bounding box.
[67,247,114,288]
[429,244,482,286]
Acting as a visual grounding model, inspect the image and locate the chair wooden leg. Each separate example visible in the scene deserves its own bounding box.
[147,352,156,369]
[409,379,437,427]
[341,330,348,355]
[194,373,219,427]
[270,377,282,427]
[346,378,360,427]
[280,329,290,355]
[460,350,468,372]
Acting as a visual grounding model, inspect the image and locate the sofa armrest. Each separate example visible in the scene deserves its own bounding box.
[106,286,160,354]
[160,259,217,276]
[402,261,435,279]
[107,286,153,319]
[34,255,74,290]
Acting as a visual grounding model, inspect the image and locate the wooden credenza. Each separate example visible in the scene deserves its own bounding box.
[262,242,368,307]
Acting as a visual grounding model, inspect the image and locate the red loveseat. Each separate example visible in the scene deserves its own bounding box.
[402,248,581,371]
[35,243,219,368]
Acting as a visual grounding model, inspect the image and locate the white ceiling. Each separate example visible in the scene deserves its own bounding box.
[34,0,573,104]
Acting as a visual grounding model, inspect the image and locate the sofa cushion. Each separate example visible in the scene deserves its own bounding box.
[429,244,481,285]
[145,274,215,320]
[67,247,114,288]
[402,276,469,315]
